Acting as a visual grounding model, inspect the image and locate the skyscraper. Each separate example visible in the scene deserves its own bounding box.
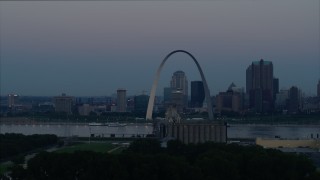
[273,78,279,100]
[287,86,299,113]
[171,90,184,112]
[170,71,188,95]
[170,71,188,107]
[134,94,149,113]
[191,81,205,108]
[317,80,320,97]
[116,89,126,112]
[246,66,252,94]
[163,87,172,104]
[246,59,274,112]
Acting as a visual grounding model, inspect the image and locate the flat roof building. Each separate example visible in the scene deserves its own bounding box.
[191,81,205,108]
[8,94,19,108]
[117,89,127,112]
[53,93,74,114]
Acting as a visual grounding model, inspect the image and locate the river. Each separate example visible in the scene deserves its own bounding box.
[1,123,319,139]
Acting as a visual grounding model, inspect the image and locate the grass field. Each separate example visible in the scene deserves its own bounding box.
[55,142,117,153]
[0,163,12,174]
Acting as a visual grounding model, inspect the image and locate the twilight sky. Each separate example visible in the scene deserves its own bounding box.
[0,0,319,96]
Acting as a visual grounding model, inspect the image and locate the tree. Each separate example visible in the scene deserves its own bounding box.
[126,139,162,154]
[9,165,27,180]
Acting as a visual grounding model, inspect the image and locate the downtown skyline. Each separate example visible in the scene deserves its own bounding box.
[0,0,319,96]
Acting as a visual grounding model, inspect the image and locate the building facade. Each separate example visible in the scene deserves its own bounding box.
[160,123,227,144]
[53,93,74,114]
[170,71,188,108]
[273,78,279,100]
[8,94,19,108]
[134,94,149,113]
[275,89,289,110]
[317,80,320,97]
[216,83,243,113]
[246,59,274,113]
[163,87,172,104]
[171,90,184,113]
[191,81,205,108]
[287,86,300,113]
[78,104,93,116]
[116,89,127,112]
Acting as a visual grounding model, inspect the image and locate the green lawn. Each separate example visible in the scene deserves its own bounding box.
[0,163,12,174]
[55,142,117,153]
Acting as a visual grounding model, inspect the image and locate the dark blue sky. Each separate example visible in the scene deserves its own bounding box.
[1,1,319,96]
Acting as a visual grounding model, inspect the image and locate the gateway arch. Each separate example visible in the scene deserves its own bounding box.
[146,50,214,121]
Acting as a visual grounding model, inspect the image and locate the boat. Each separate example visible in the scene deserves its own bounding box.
[107,122,127,127]
[88,122,105,126]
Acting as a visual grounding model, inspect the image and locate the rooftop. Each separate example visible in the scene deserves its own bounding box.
[252,59,272,65]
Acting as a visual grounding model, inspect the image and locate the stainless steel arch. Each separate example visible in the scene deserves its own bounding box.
[146,50,214,121]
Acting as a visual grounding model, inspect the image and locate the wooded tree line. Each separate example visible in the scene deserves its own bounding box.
[9,139,320,180]
[0,133,58,159]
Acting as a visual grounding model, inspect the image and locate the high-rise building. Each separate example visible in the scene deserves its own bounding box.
[134,94,149,113]
[246,59,274,112]
[317,80,320,97]
[163,87,172,104]
[53,93,74,114]
[287,86,299,113]
[170,71,188,107]
[116,89,127,112]
[170,71,188,95]
[246,66,252,94]
[8,94,19,108]
[273,78,279,100]
[171,89,184,113]
[191,81,205,108]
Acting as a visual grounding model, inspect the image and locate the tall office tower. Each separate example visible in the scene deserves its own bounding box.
[7,94,19,108]
[317,80,320,97]
[116,89,127,112]
[191,81,205,108]
[53,93,74,114]
[171,89,184,113]
[273,78,279,100]
[246,59,274,112]
[134,94,149,113]
[287,86,299,113]
[246,66,252,94]
[170,71,188,107]
[163,87,172,104]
